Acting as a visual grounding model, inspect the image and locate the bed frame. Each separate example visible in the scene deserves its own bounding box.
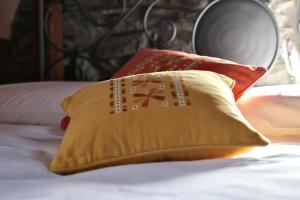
[37,0,63,81]
[36,0,277,82]
[37,0,210,81]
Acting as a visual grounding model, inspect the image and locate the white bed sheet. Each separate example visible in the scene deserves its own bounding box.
[0,123,300,200]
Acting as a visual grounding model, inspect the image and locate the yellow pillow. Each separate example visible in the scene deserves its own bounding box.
[50,70,269,174]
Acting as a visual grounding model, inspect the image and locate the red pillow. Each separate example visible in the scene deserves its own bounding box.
[112,48,266,100]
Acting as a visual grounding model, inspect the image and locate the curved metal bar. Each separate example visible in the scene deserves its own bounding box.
[44,0,145,81]
[45,55,65,80]
[72,0,127,27]
[46,54,78,80]
[49,56,65,71]
[45,0,143,54]
[80,0,144,53]
[46,53,110,80]
[48,54,92,73]
[144,0,177,47]
[44,6,66,54]
[43,0,186,80]
[44,0,129,55]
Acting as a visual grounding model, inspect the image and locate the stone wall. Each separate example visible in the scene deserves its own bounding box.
[0,0,299,84]
[258,0,300,85]
[62,0,209,80]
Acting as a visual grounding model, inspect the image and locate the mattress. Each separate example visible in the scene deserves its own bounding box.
[0,124,299,200]
[0,82,300,200]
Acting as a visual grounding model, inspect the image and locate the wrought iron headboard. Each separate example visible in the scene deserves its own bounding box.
[37,0,209,81]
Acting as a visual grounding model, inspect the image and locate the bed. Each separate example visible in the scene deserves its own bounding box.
[1,0,300,199]
[0,82,299,200]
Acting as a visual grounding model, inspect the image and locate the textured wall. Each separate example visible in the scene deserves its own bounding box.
[0,0,299,84]
[61,0,209,80]
[258,0,300,85]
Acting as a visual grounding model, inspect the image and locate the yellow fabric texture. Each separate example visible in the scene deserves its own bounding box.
[50,70,269,174]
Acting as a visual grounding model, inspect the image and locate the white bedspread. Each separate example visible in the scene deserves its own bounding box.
[0,124,300,200]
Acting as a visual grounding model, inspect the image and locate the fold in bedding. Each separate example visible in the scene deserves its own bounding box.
[0,123,299,200]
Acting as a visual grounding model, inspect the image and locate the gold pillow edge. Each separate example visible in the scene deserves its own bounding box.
[50,143,267,174]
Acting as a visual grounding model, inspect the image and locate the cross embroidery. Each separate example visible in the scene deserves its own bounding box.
[132,76,162,87]
[133,88,165,107]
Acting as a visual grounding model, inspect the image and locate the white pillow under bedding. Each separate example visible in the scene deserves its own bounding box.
[237,84,300,143]
[0,82,92,126]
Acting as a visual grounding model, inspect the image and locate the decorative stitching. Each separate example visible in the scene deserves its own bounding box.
[110,79,126,114]
[170,72,191,107]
